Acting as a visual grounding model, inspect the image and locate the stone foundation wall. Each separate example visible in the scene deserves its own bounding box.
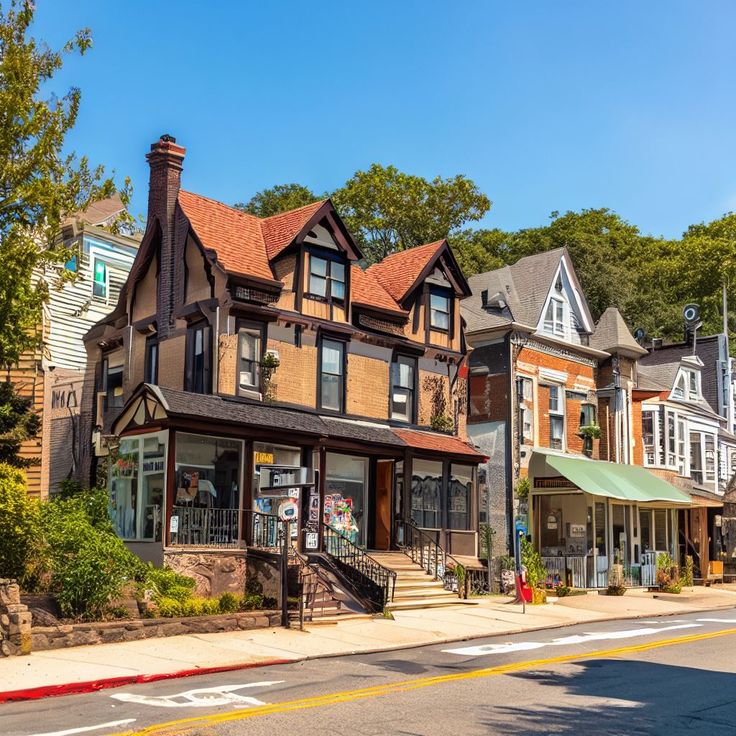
[163,549,247,597]
[32,610,280,651]
[0,579,32,657]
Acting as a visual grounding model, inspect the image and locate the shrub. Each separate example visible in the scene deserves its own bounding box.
[241,593,264,611]
[683,555,694,588]
[40,489,144,620]
[499,555,516,572]
[144,564,197,603]
[521,538,547,590]
[555,585,571,597]
[656,552,681,593]
[219,592,240,613]
[515,477,530,502]
[0,463,40,580]
[202,598,221,615]
[157,597,183,618]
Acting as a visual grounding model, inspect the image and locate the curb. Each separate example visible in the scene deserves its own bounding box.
[1,601,734,704]
[0,659,294,704]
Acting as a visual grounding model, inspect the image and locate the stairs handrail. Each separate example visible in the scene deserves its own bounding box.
[320,522,396,611]
[394,517,466,598]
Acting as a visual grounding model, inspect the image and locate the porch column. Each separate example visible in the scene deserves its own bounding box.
[165,430,176,547]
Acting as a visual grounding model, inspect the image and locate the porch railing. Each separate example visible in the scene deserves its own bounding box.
[321,522,396,612]
[170,506,239,547]
[245,510,282,550]
[541,556,586,589]
[394,518,465,596]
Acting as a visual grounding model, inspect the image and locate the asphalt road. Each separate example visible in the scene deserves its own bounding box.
[4,608,736,736]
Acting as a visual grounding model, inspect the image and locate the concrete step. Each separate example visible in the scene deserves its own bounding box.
[393,588,457,601]
[386,598,479,611]
[393,579,440,589]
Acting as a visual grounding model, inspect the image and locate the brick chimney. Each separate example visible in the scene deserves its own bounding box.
[146,134,186,338]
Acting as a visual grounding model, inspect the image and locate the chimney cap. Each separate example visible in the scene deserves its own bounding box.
[160,133,176,143]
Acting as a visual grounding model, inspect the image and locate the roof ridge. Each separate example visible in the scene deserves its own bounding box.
[180,189,260,221]
[260,198,328,222]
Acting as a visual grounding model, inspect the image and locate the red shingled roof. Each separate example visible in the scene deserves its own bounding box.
[261,200,327,260]
[178,191,274,282]
[394,428,487,460]
[368,240,446,302]
[350,265,406,315]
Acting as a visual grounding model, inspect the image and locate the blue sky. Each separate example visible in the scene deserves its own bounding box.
[32,1,736,238]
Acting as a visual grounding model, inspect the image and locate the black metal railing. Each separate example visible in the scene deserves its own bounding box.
[394,518,466,597]
[170,506,239,547]
[321,522,396,612]
[245,510,283,549]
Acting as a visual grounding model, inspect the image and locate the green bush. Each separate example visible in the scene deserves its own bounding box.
[0,463,40,580]
[39,488,144,620]
[144,564,197,603]
[157,597,183,617]
[521,538,547,590]
[219,592,240,613]
[240,593,264,611]
[499,555,516,572]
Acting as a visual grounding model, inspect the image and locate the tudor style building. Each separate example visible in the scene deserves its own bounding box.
[83,136,484,591]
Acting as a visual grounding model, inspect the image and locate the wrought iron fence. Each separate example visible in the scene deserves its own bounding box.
[170,506,239,547]
[321,522,396,612]
[245,510,282,549]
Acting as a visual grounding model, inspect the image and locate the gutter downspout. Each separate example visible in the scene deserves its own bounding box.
[506,332,515,554]
[213,305,220,393]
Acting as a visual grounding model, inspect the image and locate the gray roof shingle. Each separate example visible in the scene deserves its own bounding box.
[590,307,648,356]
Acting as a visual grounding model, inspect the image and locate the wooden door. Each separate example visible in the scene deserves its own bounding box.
[374,460,393,550]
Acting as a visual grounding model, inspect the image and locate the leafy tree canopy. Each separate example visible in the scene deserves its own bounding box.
[0,380,39,467]
[0,0,126,366]
[234,183,322,218]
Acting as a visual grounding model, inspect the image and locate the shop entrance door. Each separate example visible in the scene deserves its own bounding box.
[373,460,393,550]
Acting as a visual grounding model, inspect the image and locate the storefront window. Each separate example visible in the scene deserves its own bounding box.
[411,459,442,529]
[325,453,367,545]
[172,433,242,546]
[449,465,473,530]
[109,433,166,542]
[252,442,302,515]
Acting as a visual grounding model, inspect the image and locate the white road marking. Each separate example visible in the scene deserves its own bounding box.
[110,681,284,709]
[442,623,702,656]
[29,720,136,736]
[696,618,736,623]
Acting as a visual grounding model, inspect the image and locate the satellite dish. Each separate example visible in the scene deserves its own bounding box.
[683,304,701,325]
[633,327,646,343]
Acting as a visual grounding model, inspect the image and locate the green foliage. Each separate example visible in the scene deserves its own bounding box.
[40,491,143,620]
[656,552,681,593]
[683,555,694,588]
[240,593,265,611]
[235,183,322,217]
[454,563,466,598]
[0,463,39,579]
[520,537,546,589]
[479,523,495,561]
[0,382,40,467]
[218,592,239,613]
[143,564,196,604]
[515,477,530,501]
[156,597,182,618]
[498,555,516,572]
[0,2,129,366]
[555,585,571,597]
[578,424,602,440]
[430,414,454,432]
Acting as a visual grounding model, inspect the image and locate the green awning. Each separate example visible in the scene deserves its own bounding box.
[532,450,691,505]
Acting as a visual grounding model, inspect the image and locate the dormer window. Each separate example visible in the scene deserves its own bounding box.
[429,290,451,331]
[672,368,700,401]
[308,253,345,302]
[544,297,566,337]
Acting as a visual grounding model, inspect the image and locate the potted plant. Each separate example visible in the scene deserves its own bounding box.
[578,424,602,457]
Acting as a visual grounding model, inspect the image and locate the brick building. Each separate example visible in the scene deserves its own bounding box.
[463,250,693,589]
[82,136,484,596]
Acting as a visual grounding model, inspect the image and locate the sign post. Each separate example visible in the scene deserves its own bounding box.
[514,518,528,614]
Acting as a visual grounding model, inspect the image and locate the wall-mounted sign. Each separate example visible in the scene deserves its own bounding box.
[546,514,558,530]
[254,451,274,466]
[169,516,179,533]
[305,532,319,550]
[569,524,586,538]
[143,458,165,473]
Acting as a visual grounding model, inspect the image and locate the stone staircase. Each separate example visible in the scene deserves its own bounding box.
[369,551,478,611]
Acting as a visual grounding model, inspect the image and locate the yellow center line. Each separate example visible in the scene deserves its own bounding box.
[110,626,736,736]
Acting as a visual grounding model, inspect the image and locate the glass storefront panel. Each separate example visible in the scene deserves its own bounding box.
[109,432,166,542]
[449,465,473,530]
[411,459,442,529]
[325,453,367,545]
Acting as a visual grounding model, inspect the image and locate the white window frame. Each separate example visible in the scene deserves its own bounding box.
[543,296,567,338]
[548,384,565,450]
[642,408,657,466]
[93,257,109,302]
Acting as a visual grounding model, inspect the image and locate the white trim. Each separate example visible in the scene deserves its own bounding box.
[539,367,568,384]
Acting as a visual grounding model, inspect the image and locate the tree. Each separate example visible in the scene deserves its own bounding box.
[0,380,39,467]
[449,227,509,277]
[0,1,124,367]
[332,164,491,263]
[235,183,322,218]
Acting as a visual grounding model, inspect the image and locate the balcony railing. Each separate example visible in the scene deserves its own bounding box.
[170,506,240,547]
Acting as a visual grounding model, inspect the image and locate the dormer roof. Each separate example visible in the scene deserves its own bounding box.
[590,307,648,357]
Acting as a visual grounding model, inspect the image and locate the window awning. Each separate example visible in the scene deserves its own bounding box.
[530,450,691,505]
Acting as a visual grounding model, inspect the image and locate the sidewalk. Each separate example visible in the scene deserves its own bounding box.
[2,586,735,702]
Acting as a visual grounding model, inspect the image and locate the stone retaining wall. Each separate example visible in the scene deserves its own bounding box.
[32,610,281,651]
[0,579,32,657]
